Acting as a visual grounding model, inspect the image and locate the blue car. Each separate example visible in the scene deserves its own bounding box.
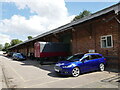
[54,53,106,77]
[12,53,26,60]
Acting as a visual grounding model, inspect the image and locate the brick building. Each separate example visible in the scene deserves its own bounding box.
[8,3,120,71]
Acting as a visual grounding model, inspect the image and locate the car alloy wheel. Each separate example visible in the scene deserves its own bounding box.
[99,63,105,71]
[72,67,80,77]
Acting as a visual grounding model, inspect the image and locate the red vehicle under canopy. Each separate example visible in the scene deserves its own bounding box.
[34,42,69,58]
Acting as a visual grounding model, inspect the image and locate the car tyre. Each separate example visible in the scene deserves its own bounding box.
[16,58,19,61]
[99,63,105,71]
[72,67,80,77]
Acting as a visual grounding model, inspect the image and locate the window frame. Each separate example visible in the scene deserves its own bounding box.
[101,35,113,48]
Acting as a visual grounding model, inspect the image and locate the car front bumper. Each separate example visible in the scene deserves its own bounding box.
[54,66,73,75]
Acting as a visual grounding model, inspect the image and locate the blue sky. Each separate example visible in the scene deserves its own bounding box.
[0,1,119,45]
[1,2,118,20]
[65,2,117,15]
[1,2,36,20]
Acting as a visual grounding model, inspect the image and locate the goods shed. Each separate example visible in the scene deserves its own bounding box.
[8,3,120,71]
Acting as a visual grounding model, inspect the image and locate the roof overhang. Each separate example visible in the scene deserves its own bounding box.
[8,3,120,50]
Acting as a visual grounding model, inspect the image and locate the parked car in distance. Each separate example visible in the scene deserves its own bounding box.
[12,53,26,60]
[7,52,15,57]
[54,53,106,77]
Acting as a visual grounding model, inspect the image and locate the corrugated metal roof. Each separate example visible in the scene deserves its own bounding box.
[8,2,120,49]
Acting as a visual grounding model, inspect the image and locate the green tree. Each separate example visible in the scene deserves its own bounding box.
[4,43,10,49]
[0,44,3,50]
[10,39,22,46]
[73,10,91,21]
[2,43,10,51]
[28,36,33,40]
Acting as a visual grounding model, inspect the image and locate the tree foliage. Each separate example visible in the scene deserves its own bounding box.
[4,43,10,49]
[1,39,23,51]
[28,36,33,40]
[10,39,23,46]
[0,44,3,50]
[73,10,91,21]
[2,43,10,51]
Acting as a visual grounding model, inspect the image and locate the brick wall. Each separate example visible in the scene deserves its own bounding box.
[72,12,118,55]
[71,12,119,70]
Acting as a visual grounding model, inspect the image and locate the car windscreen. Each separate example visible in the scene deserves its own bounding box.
[16,53,23,57]
[66,54,84,61]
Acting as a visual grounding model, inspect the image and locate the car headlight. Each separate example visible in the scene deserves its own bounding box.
[62,64,73,68]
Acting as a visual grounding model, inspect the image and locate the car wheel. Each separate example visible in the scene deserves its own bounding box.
[16,58,19,61]
[99,63,105,71]
[72,67,80,77]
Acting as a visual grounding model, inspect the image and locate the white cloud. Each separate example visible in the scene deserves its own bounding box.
[0,33,11,45]
[0,0,75,45]
[0,14,75,36]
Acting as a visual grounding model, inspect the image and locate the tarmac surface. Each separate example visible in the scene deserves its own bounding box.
[0,64,2,89]
[0,55,119,89]
[0,57,7,89]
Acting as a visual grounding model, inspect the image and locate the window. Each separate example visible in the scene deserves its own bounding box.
[81,55,90,61]
[67,54,84,61]
[85,56,90,60]
[90,55,102,59]
[101,35,113,48]
[90,55,97,59]
[95,55,102,58]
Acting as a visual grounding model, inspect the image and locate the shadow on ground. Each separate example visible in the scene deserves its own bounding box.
[4,56,119,78]
[5,57,69,78]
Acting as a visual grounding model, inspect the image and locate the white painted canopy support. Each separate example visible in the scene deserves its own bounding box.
[115,17,120,24]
